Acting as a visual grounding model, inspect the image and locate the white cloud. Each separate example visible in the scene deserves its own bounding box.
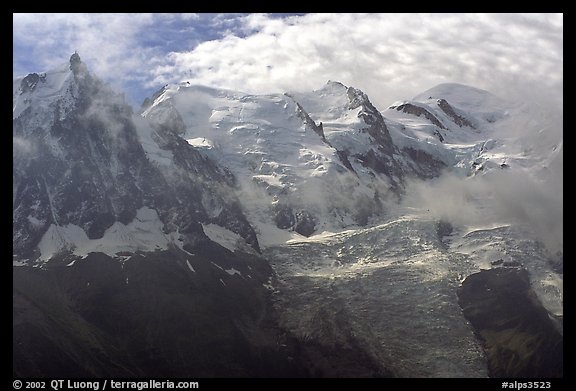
[13,13,200,103]
[14,13,562,109]
[401,165,563,254]
[156,13,563,108]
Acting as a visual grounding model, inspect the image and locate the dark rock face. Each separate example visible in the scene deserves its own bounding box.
[355,149,384,173]
[293,210,316,237]
[402,147,446,179]
[69,52,88,77]
[273,204,295,230]
[14,245,396,378]
[13,248,304,377]
[436,220,453,250]
[293,100,326,141]
[287,307,395,377]
[13,70,166,256]
[342,87,409,191]
[272,204,316,237]
[335,150,355,173]
[149,118,260,252]
[20,73,44,93]
[70,52,81,66]
[457,268,563,378]
[437,99,475,128]
[433,129,445,142]
[347,87,395,155]
[395,103,447,129]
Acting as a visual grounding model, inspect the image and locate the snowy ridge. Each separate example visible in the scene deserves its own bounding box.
[142,80,410,240]
[14,54,262,261]
[413,83,510,113]
[383,83,547,180]
[287,81,373,155]
[15,67,561,261]
[13,63,77,123]
[385,83,510,144]
[143,82,337,187]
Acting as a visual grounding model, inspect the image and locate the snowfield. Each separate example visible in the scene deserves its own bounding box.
[34,207,186,263]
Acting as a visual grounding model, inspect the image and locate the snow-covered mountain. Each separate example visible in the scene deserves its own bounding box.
[13,54,562,378]
[141,79,450,242]
[13,53,260,264]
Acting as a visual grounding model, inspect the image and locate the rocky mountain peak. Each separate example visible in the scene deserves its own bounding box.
[69,51,88,77]
[346,86,395,155]
[346,86,370,110]
[325,80,346,89]
[20,72,45,94]
[70,51,81,65]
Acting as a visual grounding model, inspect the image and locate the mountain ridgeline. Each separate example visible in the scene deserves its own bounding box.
[13,54,562,377]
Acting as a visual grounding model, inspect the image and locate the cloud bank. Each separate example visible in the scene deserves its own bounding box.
[159,13,564,108]
[14,13,562,109]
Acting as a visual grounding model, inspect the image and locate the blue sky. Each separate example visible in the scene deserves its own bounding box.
[13,13,563,109]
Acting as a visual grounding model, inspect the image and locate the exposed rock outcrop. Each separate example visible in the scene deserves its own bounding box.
[457,268,563,378]
[394,103,447,129]
[437,98,475,128]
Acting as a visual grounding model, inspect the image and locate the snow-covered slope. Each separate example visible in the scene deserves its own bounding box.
[383,82,562,187]
[13,63,77,122]
[144,83,348,235]
[384,83,509,171]
[288,81,391,157]
[14,57,561,276]
[142,80,449,238]
[143,78,562,376]
[143,83,341,195]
